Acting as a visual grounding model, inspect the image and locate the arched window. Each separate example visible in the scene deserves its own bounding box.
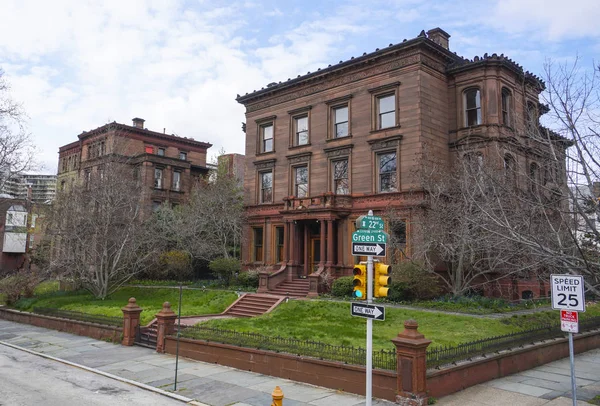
[501,88,511,126]
[464,88,481,126]
[504,154,516,185]
[526,101,538,135]
[530,163,539,193]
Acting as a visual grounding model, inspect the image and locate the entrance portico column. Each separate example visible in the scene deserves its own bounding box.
[319,219,326,267]
[326,219,334,266]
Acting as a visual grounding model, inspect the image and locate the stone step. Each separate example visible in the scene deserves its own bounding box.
[227,309,259,317]
[241,297,279,305]
[269,290,308,297]
[231,304,271,313]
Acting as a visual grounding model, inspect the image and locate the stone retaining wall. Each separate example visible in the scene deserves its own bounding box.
[0,307,122,343]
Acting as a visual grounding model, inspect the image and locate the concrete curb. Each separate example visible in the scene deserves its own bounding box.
[0,340,209,406]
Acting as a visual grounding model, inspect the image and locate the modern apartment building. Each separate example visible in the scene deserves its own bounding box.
[1,173,57,203]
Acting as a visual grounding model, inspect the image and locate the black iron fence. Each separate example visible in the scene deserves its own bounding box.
[180,325,398,371]
[33,307,122,327]
[426,316,600,369]
[179,316,600,372]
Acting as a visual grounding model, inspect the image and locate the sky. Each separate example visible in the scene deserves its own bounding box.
[1,0,599,174]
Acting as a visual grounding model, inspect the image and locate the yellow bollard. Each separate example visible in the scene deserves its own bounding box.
[271,386,284,406]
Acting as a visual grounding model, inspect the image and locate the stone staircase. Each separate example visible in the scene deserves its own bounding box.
[224,294,283,318]
[269,278,311,297]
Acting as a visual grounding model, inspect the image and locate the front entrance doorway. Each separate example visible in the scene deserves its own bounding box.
[309,237,321,273]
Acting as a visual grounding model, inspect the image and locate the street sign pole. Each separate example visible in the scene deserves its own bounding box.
[366,210,374,406]
[569,332,576,406]
[551,274,585,406]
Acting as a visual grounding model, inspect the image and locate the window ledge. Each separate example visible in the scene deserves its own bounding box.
[370,125,401,135]
[288,143,311,150]
[256,150,276,157]
[326,134,352,142]
[170,189,184,194]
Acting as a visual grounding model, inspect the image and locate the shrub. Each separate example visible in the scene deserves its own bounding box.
[209,257,241,286]
[387,281,410,302]
[389,261,441,301]
[0,271,41,306]
[331,276,354,298]
[237,270,260,288]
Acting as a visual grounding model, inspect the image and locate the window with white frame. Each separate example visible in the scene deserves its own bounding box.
[377,152,397,192]
[294,165,308,198]
[334,106,349,138]
[158,148,165,156]
[172,171,181,191]
[260,123,274,153]
[179,151,187,160]
[332,159,349,195]
[294,115,309,146]
[464,88,481,126]
[377,94,396,129]
[154,168,163,189]
[259,171,273,203]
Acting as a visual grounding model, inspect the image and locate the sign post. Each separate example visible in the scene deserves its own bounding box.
[551,274,586,406]
[350,210,387,406]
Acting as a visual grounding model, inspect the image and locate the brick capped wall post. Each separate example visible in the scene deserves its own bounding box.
[121,297,143,346]
[391,320,432,406]
[155,301,177,353]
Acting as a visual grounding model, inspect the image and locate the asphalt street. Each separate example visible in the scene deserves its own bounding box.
[0,344,184,406]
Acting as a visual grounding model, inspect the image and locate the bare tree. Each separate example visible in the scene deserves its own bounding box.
[0,69,35,188]
[48,161,157,299]
[147,152,245,267]
[413,155,535,295]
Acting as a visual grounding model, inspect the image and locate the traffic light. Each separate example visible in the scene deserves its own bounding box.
[352,264,367,300]
[374,263,391,298]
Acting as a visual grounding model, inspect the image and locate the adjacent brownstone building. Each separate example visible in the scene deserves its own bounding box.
[236,28,569,297]
[57,118,212,212]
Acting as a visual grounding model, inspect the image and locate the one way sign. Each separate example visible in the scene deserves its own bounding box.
[352,242,386,257]
[351,302,385,321]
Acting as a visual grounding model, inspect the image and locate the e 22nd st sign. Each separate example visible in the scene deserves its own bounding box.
[551,274,586,313]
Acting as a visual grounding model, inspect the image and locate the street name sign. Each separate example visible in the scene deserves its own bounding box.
[561,310,579,334]
[551,274,586,312]
[352,242,386,257]
[356,215,385,230]
[352,229,388,244]
[351,302,385,321]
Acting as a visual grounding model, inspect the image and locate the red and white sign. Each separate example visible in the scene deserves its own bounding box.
[561,310,579,333]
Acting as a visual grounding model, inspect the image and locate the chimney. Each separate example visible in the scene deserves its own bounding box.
[427,28,450,50]
[132,117,145,129]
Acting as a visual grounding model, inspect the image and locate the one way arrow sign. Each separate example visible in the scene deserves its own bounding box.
[351,303,385,321]
[352,242,386,257]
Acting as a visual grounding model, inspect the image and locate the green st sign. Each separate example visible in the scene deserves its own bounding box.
[352,229,388,244]
[356,215,385,230]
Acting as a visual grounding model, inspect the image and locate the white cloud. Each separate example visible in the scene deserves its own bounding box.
[490,0,600,40]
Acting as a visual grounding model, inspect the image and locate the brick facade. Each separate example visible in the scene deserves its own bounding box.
[236,28,569,297]
[57,118,212,212]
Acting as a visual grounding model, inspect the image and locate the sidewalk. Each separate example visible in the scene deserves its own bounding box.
[0,319,394,406]
[437,348,600,405]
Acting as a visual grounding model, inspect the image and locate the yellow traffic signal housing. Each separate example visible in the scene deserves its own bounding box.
[374,263,391,298]
[352,264,367,300]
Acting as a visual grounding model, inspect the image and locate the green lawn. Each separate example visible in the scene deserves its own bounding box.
[14,287,238,325]
[198,299,527,349]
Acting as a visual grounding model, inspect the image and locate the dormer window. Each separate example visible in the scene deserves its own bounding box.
[464,88,481,126]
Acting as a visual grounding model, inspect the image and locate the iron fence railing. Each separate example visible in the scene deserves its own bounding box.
[426,316,600,369]
[175,316,600,372]
[180,325,398,371]
[33,307,122,327]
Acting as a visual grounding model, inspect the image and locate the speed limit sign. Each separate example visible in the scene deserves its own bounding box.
[551,274,586,313]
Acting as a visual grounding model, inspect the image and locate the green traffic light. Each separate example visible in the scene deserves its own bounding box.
[354,290,363,298]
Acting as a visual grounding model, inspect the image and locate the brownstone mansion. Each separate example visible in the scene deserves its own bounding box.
[236,27,569,299]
